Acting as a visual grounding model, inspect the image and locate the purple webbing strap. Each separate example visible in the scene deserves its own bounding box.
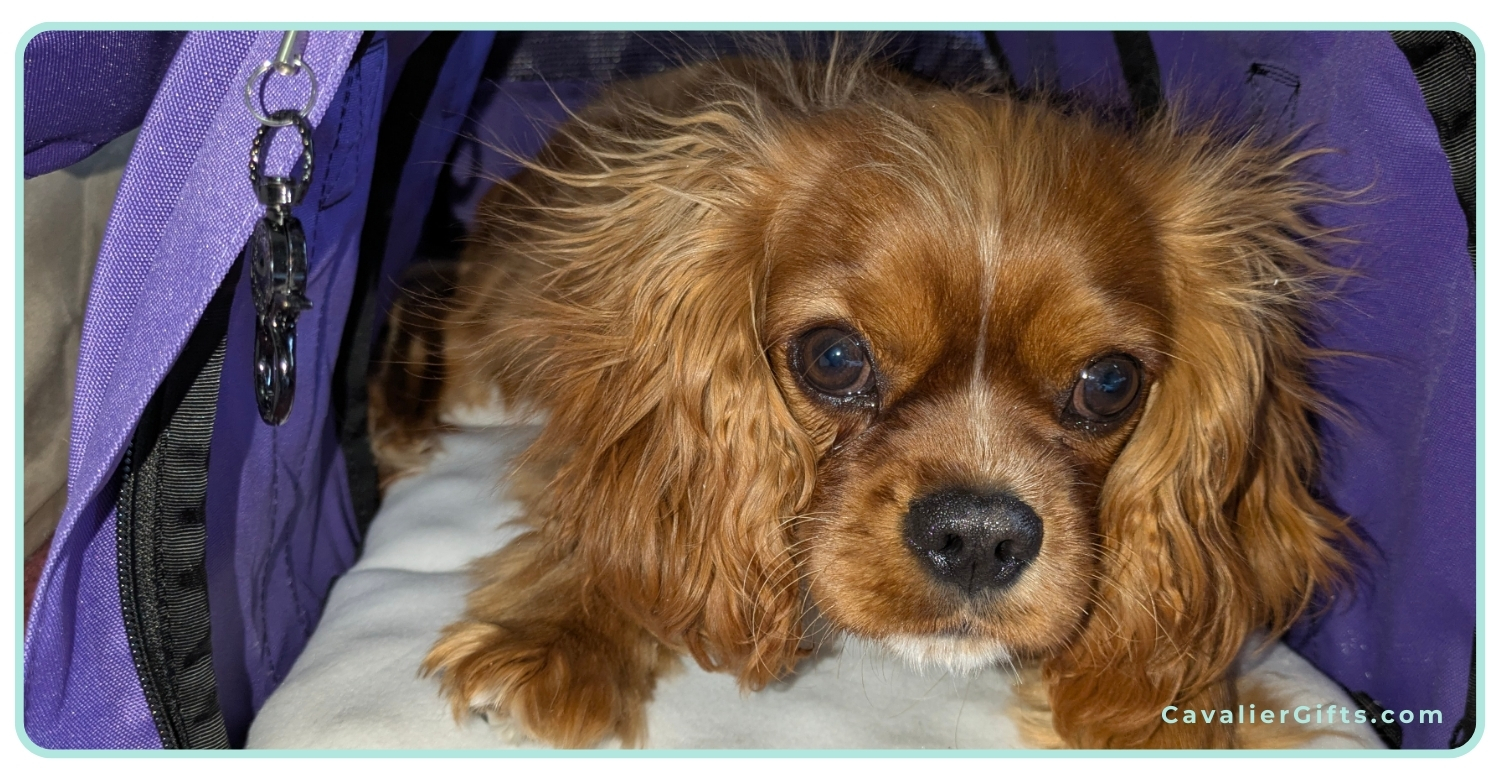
[23,30,360,749]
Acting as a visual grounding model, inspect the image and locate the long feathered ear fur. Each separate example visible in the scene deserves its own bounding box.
[1041,118,1358,748]
[451,66,825,689]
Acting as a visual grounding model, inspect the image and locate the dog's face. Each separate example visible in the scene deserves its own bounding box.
[758,98,1172,668]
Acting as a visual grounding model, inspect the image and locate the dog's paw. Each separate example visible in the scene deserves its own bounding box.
[422,619,660,748]
[473,706,556,747]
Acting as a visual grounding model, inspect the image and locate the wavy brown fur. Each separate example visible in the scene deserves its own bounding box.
[371,45,1356,748]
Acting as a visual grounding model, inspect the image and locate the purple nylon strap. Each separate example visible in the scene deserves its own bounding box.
[24,30,361,749]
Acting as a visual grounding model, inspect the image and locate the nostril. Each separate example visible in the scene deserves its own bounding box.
[942,535,964,555]
[995,538,1013,562]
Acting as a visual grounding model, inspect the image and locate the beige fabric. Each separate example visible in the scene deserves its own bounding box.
[23,129,138,556]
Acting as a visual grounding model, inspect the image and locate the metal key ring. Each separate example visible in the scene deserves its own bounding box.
[243,57,319,127]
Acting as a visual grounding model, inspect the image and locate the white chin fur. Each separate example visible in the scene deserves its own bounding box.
[881,634,1012,675]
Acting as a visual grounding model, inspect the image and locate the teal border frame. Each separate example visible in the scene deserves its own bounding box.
[12,20,1485,759]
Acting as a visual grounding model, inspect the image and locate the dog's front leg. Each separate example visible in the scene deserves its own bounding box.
[422,533,677,747]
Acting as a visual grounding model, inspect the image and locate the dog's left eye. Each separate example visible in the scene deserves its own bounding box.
[796,327,875,397]
[1069,354,1142,423]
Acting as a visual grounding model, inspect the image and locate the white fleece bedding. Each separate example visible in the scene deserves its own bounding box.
[246,418,1383,750]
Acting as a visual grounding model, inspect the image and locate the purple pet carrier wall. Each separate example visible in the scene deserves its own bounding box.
[21,29,1476,750]
[23,29,365,748]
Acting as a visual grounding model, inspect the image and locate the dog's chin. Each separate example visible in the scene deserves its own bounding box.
[879,633,1014,675]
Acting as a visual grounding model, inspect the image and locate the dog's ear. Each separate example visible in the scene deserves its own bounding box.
[493,99,817,690]
[1043,125,1356,747]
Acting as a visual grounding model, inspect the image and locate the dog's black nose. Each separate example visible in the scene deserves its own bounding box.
[904,487,1043,594]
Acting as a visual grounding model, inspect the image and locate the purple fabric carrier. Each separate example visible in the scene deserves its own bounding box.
[23,31,187,177]
[204,31,498,743]
[23,30,362,749]
[201,33,399,744]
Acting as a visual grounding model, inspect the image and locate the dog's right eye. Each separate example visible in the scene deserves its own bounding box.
[796,327,875,398]
[1067,354,1143,425]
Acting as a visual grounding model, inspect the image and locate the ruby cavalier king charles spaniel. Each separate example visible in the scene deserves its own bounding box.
[370,48,1355,750]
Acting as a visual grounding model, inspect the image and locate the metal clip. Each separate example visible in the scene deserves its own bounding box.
[247,110,315,425]
[271,31,309,77]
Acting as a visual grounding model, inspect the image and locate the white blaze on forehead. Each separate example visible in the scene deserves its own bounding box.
[964,381,1002,477]
[973,221,1003,386]
[883,633,1013,675]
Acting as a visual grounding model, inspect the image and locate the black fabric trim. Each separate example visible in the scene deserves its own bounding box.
[331,31,463,537]
[1345,688,1403,749]
[413,33,525,262]
[116,259,240,750]
[981,31,1018,94]
[1391,30,1477,268]
[1112,31,1163,121]
[1450,633,1476,747]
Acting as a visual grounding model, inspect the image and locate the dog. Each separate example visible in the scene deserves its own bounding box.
[369,48,1356,749]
